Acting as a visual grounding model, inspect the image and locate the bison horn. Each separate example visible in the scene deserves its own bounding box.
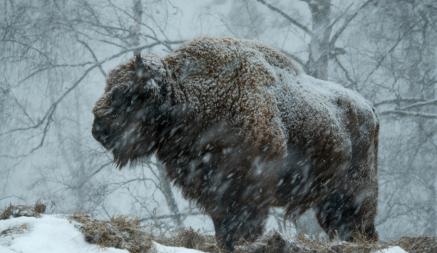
[134,53,145,78]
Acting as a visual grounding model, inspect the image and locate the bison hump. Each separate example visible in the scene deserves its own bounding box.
[163,37,296,159]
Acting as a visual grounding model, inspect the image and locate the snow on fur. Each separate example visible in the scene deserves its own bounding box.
[94,37,380,249]
[163,37,377,160]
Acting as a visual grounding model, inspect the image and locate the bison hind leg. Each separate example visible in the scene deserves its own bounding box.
[315,189,378,242]
[315,112,379,242]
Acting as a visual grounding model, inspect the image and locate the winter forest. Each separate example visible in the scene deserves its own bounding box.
[1,0,437,248]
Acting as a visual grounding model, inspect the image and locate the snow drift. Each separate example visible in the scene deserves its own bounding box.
[0,215,202,253]
[0,213,412,253]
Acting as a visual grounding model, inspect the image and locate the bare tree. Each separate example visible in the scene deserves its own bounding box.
[0,0,185,220]
[1,0,436,240]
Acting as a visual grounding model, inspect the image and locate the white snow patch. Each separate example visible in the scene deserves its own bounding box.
[0,215,208,253]
[0,215,127,253]
[374,246,409,253]
[150,242,206,253]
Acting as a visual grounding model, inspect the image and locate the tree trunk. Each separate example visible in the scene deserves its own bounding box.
[132,0,143,56]
[306,0,332,80]
[156,162,184,229]
[403,14,437,235]
[425,179,437,235]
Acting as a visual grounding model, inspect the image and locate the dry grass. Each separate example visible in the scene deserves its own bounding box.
[395,236,437,253]
[71,213,153,253]
[0,205,13,220]
[231,232,387,253]
[33,201,46,214]
[2,204,436,253]
[159,228,219,252]
[0,223,28,237]
[0,202,46,220]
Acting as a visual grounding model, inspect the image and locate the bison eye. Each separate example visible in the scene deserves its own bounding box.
[110,86,127,107]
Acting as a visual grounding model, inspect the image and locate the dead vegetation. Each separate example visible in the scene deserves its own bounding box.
[0,201,46,220]
[395,236,437,253]
[160,227,219,252]
[71,213,153,253]
[230,232,384,253]
[0,223,28,238]
[2,203,437,253]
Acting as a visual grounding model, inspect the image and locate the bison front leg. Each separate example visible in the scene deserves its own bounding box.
[211,213,238,252]
[211,204,269,252]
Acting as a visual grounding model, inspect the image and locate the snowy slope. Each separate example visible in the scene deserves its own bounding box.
[0,215,204,253]
[150,242,205,253]
[0,214,408,253]
[374,246,409,253]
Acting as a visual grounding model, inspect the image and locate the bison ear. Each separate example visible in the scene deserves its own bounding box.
[133,54,166,103]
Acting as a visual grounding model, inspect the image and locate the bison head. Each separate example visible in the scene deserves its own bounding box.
[92,54,168,167]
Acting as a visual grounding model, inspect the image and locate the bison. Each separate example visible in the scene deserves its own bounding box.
[92,37,379,251]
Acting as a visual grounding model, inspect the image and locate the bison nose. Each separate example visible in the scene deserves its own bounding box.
[92,119,109,145]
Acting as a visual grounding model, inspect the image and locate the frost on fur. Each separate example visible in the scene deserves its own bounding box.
[92,37,379,251]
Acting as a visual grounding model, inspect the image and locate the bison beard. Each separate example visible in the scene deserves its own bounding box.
[92,37,379,251]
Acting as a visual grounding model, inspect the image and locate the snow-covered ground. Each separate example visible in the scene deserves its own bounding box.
[374,246,408,253]
[0,215,203,253]
[151,242,205,253]
[0,214,408,253]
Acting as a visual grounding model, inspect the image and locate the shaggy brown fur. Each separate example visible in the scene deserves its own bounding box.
[92,37,379,251]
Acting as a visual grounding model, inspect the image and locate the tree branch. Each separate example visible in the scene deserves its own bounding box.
[374,97,425,107]
[0,40,182,157]
[255,0,313,36]
[333,55,357,89]
[400,98,437,110]
[78,39,107,77]
[380,110,437,119]
[139,211,203,222]
[362,21,419,85]
[329,0,375,45]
